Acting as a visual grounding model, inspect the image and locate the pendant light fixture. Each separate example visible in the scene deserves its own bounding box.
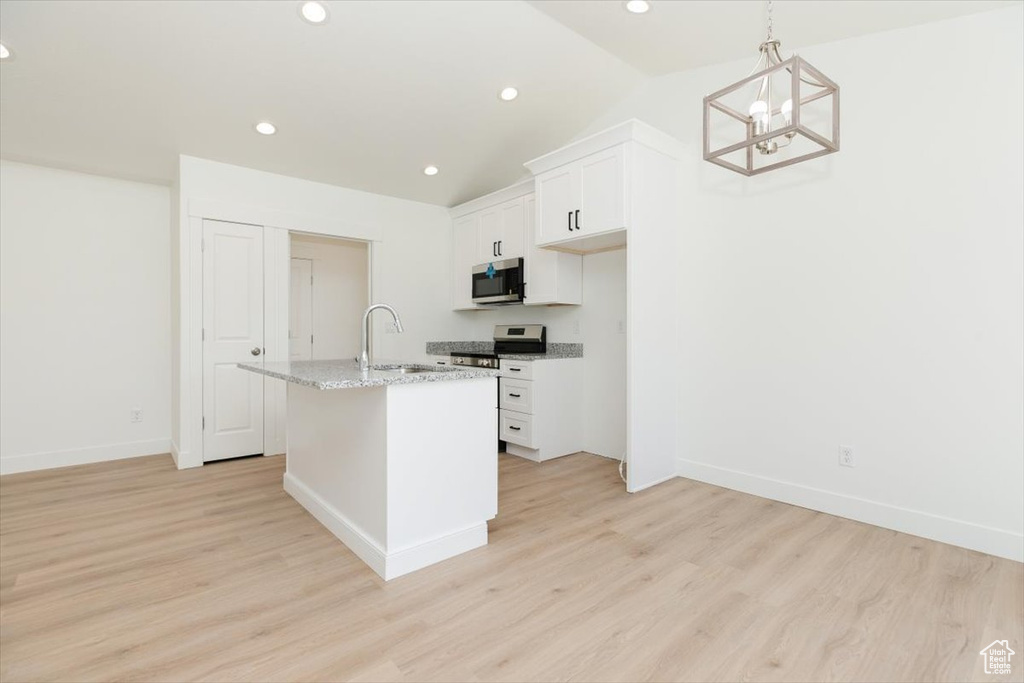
[703,0,839,176]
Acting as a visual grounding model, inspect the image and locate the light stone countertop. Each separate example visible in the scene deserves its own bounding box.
[425,341,583,360]
[237,359,499,390]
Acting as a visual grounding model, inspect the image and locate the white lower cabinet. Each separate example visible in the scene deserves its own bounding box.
[500,410,535,449]
[499,358,583,462]
[499,377,533,414]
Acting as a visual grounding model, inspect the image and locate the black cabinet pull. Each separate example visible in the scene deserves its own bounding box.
[509,425,521,431]
[493,241,497,257]
[509,367,521,372]
[508,393,521,398]
[498,240,502,256]
[567,211,572,232]
[575,209,580,231]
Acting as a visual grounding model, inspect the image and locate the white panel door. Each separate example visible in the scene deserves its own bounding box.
[534,164,578,246]
[203,219,264,462]
[497,197,525,259]
[477,206,502,263]
[579,145,626,236]
[289,258,313,360]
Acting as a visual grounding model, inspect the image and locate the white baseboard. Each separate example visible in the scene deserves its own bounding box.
[284,472,387,577]
[676,458,1024,563]
[504,444,541,462]
[284,472,488,581]
[585,451,622,461]
[385,523,487,580]
[170,440,180,467]
[628,471,678,494]
[0,438,171,475]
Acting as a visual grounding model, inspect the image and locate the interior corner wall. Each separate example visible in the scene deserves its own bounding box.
[577,6,1024,560]
[0,160,172,474]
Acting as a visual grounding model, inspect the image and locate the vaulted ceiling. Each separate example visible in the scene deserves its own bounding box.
[0,0,1013,206]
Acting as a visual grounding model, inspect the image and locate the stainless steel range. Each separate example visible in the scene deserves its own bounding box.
[449,352,500,369]
[448,325,547,369]
[449,325,547,451]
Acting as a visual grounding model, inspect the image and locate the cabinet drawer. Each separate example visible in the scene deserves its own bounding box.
[500,409,535,448]
[499,378,533,414]
[500,360,533,380]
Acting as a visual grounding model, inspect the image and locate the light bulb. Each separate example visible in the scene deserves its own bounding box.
[781,99,793,125]
[749,100,768,135]
[300,1,329,24]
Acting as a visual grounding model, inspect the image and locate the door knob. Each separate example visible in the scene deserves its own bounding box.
[251,347,262,356]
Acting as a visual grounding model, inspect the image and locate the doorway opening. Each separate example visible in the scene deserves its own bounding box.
[289,233,369,362]
[200,220,370,464]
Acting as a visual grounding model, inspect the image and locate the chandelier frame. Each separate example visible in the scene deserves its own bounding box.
[702,52,840,176]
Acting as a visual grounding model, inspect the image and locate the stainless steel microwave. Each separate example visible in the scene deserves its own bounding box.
[472,257,524,305]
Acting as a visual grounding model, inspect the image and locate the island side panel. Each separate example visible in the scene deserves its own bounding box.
[384,377,498,575]
[284,383,388,566]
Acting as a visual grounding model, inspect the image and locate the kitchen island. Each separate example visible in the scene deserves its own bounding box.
[238,360,499,580]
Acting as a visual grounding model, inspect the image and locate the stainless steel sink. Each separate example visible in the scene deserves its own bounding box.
[374,365,439,374]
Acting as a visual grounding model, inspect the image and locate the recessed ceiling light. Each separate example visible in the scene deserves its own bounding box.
[624,0,651,14]
[255,121,277,135]
[423,165,439,176]
[0,43,11,60]
[300,1,329,24]
[499,87,519,102]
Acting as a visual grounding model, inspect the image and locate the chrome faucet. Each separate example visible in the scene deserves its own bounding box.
[359,304,404,371]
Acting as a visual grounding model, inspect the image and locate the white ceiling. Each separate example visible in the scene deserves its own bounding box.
[0,0,642,206]
[530,1,1017,76]
[0,1,1015,206]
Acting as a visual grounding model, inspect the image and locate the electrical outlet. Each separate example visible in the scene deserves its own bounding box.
[130,408,144,423]
[839,445,854,468]
[617,320,626,334]
[385,322,397,334]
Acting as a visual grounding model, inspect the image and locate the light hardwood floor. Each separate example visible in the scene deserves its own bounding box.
[1,453,1021,683]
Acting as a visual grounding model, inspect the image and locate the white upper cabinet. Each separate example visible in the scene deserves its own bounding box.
[523,194,581,306]
[477,198,526,263]
[526,119,681,254]
[579,145,626,235]
[536,165,577,245]
[497,199,525,260]
[536,145,627,248]
[449,182,581,310]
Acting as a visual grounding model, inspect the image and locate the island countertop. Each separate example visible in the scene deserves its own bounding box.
[237,359,499,390]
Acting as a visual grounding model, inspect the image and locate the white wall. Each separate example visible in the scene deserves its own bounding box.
[580,7,1024,560]
[174,155,629,465]
[290,234,369,361]
[175,155,455,467]
[581,249,627,460]
[0,161,171,474]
